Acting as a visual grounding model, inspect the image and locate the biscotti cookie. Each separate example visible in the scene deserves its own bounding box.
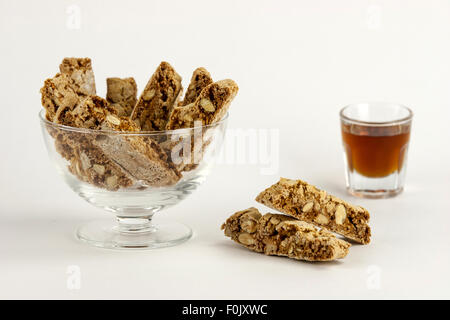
[94,114,182,187]
[163,79,237,170]
[180,67,213,106]
[53,94,114,128]
[221,208,351,262]
[130,61,182,131]
[40,73,80,122]
[166,79,238,130]
[65,136,135,191]
[256,178,371,244]
[59,57,96,96]
[161,67,212,171]
[106,77,137,116]
[42,56,99,123]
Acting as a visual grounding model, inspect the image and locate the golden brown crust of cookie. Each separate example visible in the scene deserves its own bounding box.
[130,61,182,131]
[166,79,238,130]
[106,77,137,117]
[256,178,371,244]
[59,57,96,96]
[180,67,213,106]
[40,73,80,122]
[222,208,351,261]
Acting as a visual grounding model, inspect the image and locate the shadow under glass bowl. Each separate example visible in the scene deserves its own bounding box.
[39,110,228,249]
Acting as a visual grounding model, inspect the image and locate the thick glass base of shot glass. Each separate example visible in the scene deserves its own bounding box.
[345,170,405,199]
[347,186,404,199]
[76,217,192,250]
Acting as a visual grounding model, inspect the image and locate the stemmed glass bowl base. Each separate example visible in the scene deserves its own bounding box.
[76,218,192,249]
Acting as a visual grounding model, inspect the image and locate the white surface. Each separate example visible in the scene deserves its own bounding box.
[1,0,450,299]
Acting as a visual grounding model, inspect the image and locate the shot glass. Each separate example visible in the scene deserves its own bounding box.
[340,102,413,198]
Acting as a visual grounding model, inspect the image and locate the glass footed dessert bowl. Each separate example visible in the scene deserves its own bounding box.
[39,109,228,249]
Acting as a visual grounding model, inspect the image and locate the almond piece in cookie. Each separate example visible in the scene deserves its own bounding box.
[130,61,182,131]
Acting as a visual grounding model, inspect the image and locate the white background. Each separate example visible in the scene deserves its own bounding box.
[1,0,449,299]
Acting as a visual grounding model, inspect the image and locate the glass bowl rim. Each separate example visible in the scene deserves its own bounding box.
[38,109,229,135]
[339,102,413,127]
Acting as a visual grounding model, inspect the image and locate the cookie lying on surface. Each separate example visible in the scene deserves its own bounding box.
[221,208,351,262]
[130,61,182,131]
[106,77,137,117]
[256,178,371,244]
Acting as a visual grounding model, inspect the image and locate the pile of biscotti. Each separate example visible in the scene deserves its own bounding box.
[40,58,238,190]
[222,178,371,262]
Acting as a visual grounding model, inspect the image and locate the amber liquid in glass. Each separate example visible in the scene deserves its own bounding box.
[341,124,411,178]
